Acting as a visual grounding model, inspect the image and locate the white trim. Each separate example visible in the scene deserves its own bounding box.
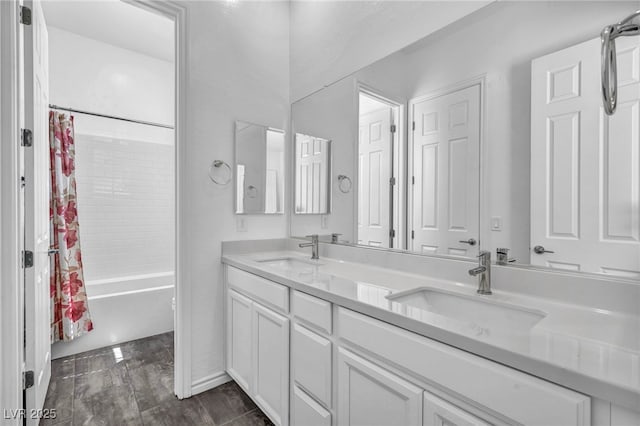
[125,0,191,399]
[191,371,232,395]
[0,1,24,424]
[407,75,486,254]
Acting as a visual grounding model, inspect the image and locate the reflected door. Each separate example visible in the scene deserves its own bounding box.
[358,107,393,247]
[410,84,480,257]
[531,36,640,277]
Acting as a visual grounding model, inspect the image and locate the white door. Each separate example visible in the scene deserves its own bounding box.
[423,392,491,426]
[336,347,423,426]
[252,302,290,426]
[531,36,640,277]
[295,133,330,214]
[226,289,253,393]
[23,0,51,422]
[411,84,481,257]
[358,107,393,247]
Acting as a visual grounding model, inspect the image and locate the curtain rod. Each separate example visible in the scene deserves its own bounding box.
[49,104,174,130]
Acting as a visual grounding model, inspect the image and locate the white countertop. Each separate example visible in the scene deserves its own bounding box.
[222,247,640,410]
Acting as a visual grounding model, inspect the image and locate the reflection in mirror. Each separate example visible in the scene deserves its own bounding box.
[357,91,400,249]
[294,133,331,214]
[235,121,284,214]
[289,1,640,278]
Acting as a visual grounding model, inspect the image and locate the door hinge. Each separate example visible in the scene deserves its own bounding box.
[23,370,34,389]
[390,229,396,238]
[20,176,26,188]
[20,6,31,25]
[412,176,415,185]
[21,128,33,147]
[411,230,415,239]
[412,121,416,131]
[390,177,396,186]
[22,250,33,268]
[390,124,396,134]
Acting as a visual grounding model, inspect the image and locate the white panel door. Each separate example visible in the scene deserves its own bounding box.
[23,0,51,422]
[411,84,480,257]
[358,107,393,247]
[531,36,640,277]
[423,392,491,426]
[226,289,253,393]
[296,133,330,214]
[337,347,423,426]
[253,302,290,426]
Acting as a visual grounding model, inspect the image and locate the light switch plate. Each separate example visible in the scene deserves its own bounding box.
[491,216,502,231]
[321,215,329,229]
[236,216,248,232]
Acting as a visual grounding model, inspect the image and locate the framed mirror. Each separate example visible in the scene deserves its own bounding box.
[235,121,285,215]
[294,133,331,214]
[289,1,640,279]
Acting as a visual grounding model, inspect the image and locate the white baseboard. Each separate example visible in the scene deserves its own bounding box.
[191,371,232,396]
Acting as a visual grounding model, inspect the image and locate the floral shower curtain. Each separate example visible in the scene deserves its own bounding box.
[49,111,93,342]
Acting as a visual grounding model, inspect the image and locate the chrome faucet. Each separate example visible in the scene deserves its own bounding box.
[469,251,492,295]
[331,233,342,244]
[299,234,319,260]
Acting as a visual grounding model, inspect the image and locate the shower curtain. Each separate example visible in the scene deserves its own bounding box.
[49,111,93,342]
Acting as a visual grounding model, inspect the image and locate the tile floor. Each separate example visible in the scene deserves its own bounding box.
[43,332,273,426]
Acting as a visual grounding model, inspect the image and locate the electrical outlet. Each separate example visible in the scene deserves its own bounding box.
[491,216,502,231]
[321,215,329,229]
[236,216,248,232]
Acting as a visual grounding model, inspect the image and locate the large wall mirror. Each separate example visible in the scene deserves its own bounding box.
[290,1,640,279]
[235,121,285,214]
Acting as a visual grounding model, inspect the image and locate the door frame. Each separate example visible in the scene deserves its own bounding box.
[1,0,193,411]
[0,1,26,424]
[407,75,486,254]
[355,82,405,249]
[124,0,190,399]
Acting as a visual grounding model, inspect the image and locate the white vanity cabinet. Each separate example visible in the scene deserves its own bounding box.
[291,290,334,426]
[337,347,423,426]
[226,268,290,426]
[223,265,640,426]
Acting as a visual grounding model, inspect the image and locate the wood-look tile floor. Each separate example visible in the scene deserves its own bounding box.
[43,332,273,426]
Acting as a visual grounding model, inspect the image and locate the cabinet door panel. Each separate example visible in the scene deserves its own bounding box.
[253,302,290,426]
[292,322,332,407]
[337,347,422,426]
[423,392,491,426]
[227,289,253,392]
[292,385,332,426]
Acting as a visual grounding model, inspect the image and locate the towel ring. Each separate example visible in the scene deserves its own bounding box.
[246,185,258,198]
[337,174,352,193]
[209,160,232,185]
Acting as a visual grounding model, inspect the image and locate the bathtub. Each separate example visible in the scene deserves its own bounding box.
[52,271,174,359]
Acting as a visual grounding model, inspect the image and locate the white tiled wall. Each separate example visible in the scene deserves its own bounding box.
[74,127,175,282]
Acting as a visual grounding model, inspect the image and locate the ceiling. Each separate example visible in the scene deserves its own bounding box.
[41,0,174,62]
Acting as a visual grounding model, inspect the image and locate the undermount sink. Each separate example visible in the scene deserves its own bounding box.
[387,287,546,336]
[256,257,321,271]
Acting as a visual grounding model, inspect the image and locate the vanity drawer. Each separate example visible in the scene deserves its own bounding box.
[292,385,331,426]
[336,307,590,426]
[292,290,332,334]
[227,266,289,313]
[292,322,332,408]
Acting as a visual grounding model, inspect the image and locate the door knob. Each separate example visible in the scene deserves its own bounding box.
[533,245,554,254]
[459,238,477,246]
